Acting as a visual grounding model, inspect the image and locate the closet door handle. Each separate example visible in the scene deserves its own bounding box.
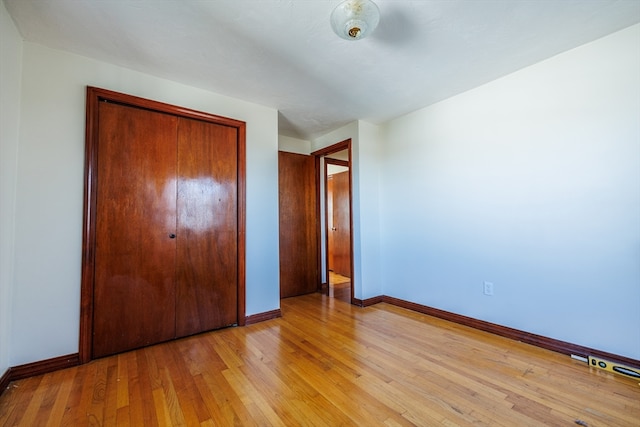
[169,233,176,239]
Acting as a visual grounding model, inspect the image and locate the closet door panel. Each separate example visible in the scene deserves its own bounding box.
[176,118,238,337]
[93,102,178,358]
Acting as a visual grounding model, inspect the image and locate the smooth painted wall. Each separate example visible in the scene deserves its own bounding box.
[0,0,22,376]
[379,24,640,359]
[9,42,280,366]
[278,135,310,155]
[356,121,383,299]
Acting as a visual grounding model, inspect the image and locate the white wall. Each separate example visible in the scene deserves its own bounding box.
[10,42,280,366]
[327,165,348,175]
[380,24,640,360]
[278,135,310,155]
[353,121,383,299]
[0,0,22,376]
[312,121,383,300]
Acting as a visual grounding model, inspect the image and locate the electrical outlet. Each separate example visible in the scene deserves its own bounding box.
[483,281,494,296]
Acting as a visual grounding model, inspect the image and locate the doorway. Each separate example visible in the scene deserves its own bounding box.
[312,140,353,304]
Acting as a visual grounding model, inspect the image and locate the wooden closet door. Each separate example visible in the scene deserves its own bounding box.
[175,118,238,337]
[93,102,178,358]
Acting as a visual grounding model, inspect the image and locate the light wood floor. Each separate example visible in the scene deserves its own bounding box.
[1,294,638,426]
[329,271,351,303]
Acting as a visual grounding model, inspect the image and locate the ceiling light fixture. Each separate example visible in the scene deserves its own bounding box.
[330,0,380,41]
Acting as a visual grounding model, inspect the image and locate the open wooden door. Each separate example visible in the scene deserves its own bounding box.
[327,169,351,277]
[278,151,318,298]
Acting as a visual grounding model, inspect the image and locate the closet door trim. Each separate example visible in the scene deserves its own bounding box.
[80,86,246,363]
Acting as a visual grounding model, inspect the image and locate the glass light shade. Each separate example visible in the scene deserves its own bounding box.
[330,0,380,41]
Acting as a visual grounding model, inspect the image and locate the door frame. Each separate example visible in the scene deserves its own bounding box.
[80,87,246,363]
[311,139,354,303]
[324,157,350,288]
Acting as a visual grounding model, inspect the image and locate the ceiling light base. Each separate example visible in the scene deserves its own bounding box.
[330,0,380,41]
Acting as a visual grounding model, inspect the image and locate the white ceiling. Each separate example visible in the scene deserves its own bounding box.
[4,0,640,140]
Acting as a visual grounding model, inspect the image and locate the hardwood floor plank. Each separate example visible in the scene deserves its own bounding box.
[165,346,211,425]
[1,294,638,426]
[196,336,262,427]
[222,366,284,426]
[236,358,317,425]
[116,353,130,410]
[60,357,95,426]
[280,336,420,425]
[162,366,189,426]
[244,328,350,426]
[19,373,54,426]
[367,302,639,426]
[44,368,76,427]
[0,376,42,426]
[251,331,357,426]
[136,348,160,425]
[151,387,172,426]
[115,405,130,426]
[154,344,197,426]
[195,371,248,426]
[34,371,65,426]
[124,352,144,426]
[279,306,511,425]
[103,363,120,425]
